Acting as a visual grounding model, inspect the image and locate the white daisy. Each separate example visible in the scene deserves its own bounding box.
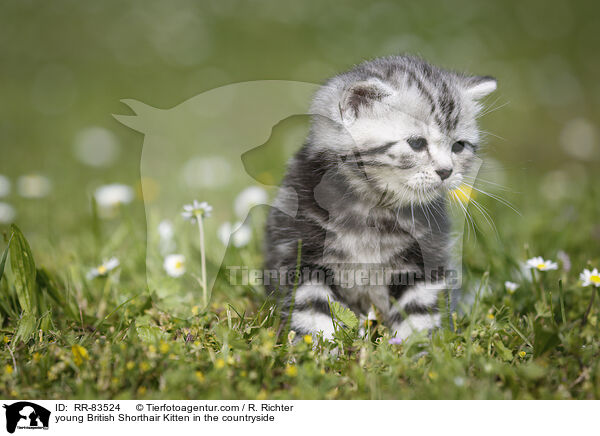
[231,225,252,248]
[73,127,120,167]
[217,222,234,245]
[181,201,211,307]
[94,184,134,217]
[158,219,176,254]
[163,254,186,278]
[182,200,212,222]
[234,186,268,218]
[504,281,520,294]
[526,256,558,271]
[580,268,600,288]
[217,221,252,247]
[87,257,120,280]
[158,219,174,240]
[0,202,16,224]
[367,308,377,321]
[0,175,10,198]
[17,174,52,198]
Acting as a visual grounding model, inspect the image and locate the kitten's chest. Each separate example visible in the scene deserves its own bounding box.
[320,211,445,313]
[323,229,410,314]
[323,209,422,266]
[326,230,408,265]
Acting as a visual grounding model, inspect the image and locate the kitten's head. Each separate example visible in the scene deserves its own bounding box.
[309,56,497,205]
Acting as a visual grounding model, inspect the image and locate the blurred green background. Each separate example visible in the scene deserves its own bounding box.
[1,0,600,401]
[0,0,598,245]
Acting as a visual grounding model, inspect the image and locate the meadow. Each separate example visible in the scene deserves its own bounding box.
[1,170,599,399]
[1,0,599,400]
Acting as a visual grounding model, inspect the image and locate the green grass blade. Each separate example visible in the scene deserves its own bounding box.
[9,224,37,314]
[0,233,13,283]
[558,280,567,324]
[508,320,533,348]
[14,312,37,344]
[94,293,140,331]
[282,239,302,343]
[36,268,79,322]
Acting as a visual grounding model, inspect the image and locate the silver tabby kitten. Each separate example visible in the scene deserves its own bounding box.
[265,55,497,340]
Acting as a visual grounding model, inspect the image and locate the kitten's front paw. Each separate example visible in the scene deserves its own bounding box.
[391,313,441,341]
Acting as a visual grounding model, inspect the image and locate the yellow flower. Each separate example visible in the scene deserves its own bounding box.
[140,362,150,372]
[33,352,41,362]
[486,313,495,320]
[137,386,147,396]
[451,184,476,204]
[519,351,526,358]
[3,336,10,344]
[126,361,135,370]
[148,345,157,354]
[215,358,226,369]
[303,335,313,345]
[71,345,89,366]
[195,371,205,382]
[227,356,235,365]
[191,305,199,316]
[428,371,438,380]
[159,341,170,354]
[5,364,14,375]
[285,365,298,377]
[259,340,274,355]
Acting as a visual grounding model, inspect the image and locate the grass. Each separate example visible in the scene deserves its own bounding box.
[1,0,598,401]
[1,172,599,400]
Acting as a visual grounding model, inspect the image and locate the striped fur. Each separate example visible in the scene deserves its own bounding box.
[265,56,496,340]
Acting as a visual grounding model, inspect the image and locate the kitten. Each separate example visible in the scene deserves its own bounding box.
[265,55,497,340]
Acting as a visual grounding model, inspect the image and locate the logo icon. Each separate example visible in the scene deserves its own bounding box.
[2,402,50,433]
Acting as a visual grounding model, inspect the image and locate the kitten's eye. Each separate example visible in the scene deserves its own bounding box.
[407,137,427,151]
[452,141,466,153]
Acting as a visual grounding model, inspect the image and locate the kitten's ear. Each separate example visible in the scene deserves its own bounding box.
[463,76,497,100]
[340,78,393,125]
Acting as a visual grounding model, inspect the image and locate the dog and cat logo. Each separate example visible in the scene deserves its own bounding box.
[2,402,50,433]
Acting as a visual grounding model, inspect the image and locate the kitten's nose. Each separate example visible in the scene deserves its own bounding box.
[435,168,453,180]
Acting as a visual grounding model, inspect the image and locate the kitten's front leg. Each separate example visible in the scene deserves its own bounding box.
[388,281,445,340]
[283,280,345,341]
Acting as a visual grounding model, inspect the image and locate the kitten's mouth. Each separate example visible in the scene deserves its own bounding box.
[415,180,448,192]
[404,183,447,199]
[433,177,463,192]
